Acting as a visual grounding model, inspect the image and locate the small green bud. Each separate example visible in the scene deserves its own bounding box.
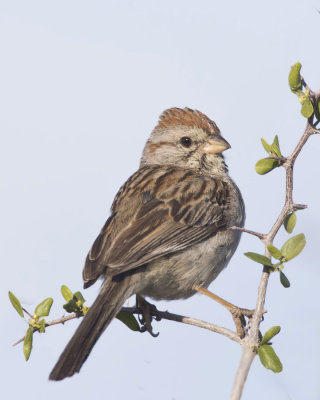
[61,285,73,302]
[301,99,314,118]
[260,326,281,346]
[283,212,296,234]
[288,62,302,92]
[255,158,279,175]
[280,271,290,288]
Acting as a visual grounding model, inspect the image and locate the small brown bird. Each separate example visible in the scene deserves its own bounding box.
[49,107,245,380]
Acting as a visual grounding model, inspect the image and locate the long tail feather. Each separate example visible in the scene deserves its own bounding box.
[49,277,133,381]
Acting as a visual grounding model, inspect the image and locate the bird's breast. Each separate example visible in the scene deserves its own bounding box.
[137,228,242,301]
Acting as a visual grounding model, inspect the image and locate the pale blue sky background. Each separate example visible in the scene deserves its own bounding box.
[1,1,320,399]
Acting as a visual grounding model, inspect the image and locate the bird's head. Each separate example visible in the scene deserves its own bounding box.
[141,107,230,174]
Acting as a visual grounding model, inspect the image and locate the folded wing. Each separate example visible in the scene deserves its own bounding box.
[83,166,230,287]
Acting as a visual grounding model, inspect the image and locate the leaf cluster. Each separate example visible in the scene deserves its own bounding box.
[61,285,139,331]
[255,136,283,175]
[245,233,306,288]
[288,62,320,120]
[258,326,282,373]
[9,286,141,361]
[61,285,89,316]
[8,292,53,360]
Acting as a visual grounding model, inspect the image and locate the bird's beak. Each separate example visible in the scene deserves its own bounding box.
[202,134,231,154]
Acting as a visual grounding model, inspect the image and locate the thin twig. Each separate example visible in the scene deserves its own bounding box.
[301,76,315,96]
[229,226,265,240]
[12,313,79,346]
[22,308,33,319]
[12,306,241,347]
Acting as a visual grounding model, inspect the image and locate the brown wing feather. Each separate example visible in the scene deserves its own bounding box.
[83,166,230,287]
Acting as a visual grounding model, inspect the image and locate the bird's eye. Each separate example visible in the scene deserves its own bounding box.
[180,136,192,148]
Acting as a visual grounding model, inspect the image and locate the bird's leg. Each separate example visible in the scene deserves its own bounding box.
[136,294,160,337]
[192,285,255,338]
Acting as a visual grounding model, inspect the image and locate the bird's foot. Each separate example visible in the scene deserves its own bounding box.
[136,295,160,337]
[229,306,255,338]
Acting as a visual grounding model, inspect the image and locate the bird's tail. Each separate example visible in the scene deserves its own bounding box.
[49,276,133,381]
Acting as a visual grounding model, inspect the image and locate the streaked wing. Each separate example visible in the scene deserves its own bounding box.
[83,166,230,287]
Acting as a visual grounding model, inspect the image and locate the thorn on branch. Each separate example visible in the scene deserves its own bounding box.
[293,204,308,211]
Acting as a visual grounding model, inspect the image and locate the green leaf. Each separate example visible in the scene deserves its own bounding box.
[283,212,296,234]
[63,291,86,314]
[74,291,86,305]
[281,233,306,261]
[34,298,53,318]
[260,326,281,346]
[63,299,78,313]
[267,244,282,260]
[288,62,302,92]
[116,311,140,331]
[8,291,24,318]
[244,252,273,267]
[280,271,290,288]
[61,285,73,302]
[258,345,283,373]
[270,135,282,157]
[261,138,272,153]
[255,158,279,175]
[23,327,33,361]
[301,99,314,118]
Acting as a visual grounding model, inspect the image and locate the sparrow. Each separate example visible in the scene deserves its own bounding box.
[49,107,245,380]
